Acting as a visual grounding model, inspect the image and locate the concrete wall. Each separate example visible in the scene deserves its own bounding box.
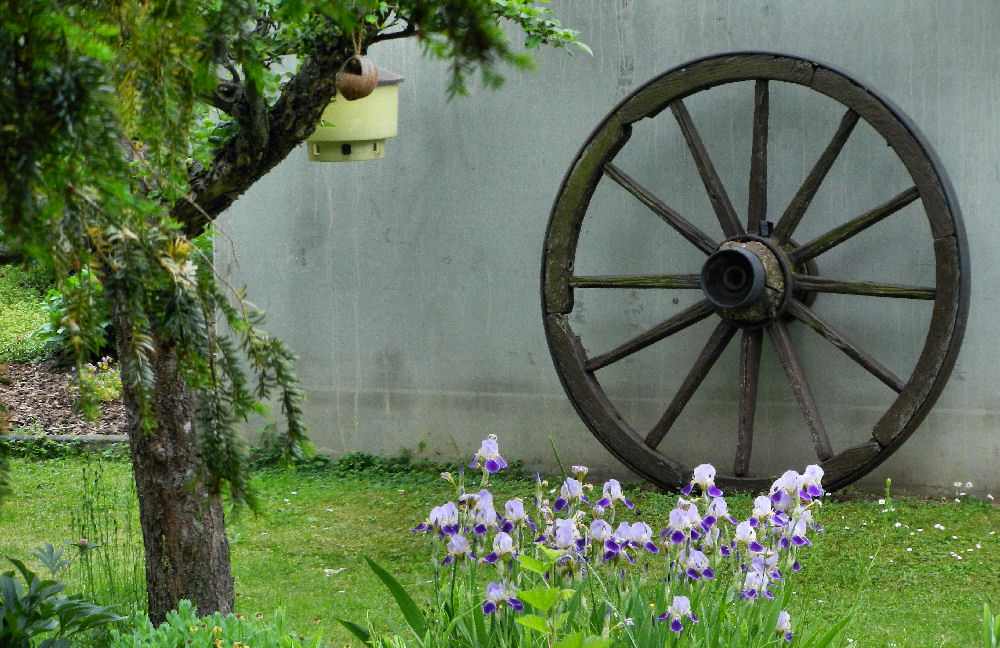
[216,1,1000,496]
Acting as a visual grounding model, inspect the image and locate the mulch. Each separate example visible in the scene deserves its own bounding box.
[0,360,126,435]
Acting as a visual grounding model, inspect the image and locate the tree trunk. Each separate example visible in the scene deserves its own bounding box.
[112,304,234,624]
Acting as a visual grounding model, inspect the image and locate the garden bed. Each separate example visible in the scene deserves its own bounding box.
[0,360,125,435]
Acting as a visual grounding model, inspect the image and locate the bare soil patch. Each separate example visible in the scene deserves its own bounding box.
[0,360,125,435]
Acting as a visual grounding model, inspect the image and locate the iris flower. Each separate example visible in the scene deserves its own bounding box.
[470,434,507,474]
[483,531,516,564]
[656,595,699,633]
[662,499,702,544]
[554,478,588,512]
[482,580,523,615]
[443,534,474,565]
[776,610,793,642]
[412,501,459,536]
[681,463,723,498]
[595,479,634,510]
[501,498,536,533]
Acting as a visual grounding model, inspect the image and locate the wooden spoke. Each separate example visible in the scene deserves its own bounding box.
[670,100,745,238]
[645,321,738,449]
[794,274,936,299]
[788,299,905,392]
[790,187,921,265]
[570,274,701,289]
[585,300,715,372]
[603,162,718,254]
[747,80,769,235]
[767,320,835,461]
[773,109,861,243]
[735,328,763,477]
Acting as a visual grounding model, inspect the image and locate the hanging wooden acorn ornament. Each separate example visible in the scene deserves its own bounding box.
[336,54,378,101]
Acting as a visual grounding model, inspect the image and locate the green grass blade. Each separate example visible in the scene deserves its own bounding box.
[364,556,427,640]
[985,602,997,647]
[548,437,568,482]
[806,614,852,648]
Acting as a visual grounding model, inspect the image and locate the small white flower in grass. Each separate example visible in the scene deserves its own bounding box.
[952,535,958,540]
[877,498,885,505]
[894,522,901,528]
[906,547,912,552]
[954,481,962,489]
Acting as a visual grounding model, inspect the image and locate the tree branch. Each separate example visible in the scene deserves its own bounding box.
[372,23,416,43]
[171,38,353,237]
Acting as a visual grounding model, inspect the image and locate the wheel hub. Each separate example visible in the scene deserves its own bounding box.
[700,238,788,326]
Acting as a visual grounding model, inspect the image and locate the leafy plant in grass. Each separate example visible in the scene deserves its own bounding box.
[344,436,852,648]
[110,599,324,648]
[31,268,113,363]
[0,265,50,363]
[0,544,123,648]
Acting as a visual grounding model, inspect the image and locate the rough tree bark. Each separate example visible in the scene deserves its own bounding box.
[111,301,234,624]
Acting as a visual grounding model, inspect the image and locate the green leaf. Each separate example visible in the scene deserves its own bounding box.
[516,613,550,634]
[554,630,583,648]
[584,636,612,648]
[517,554,549,575]
[364,556,427,639]
[518,586,563,613]
[336,618,373,647]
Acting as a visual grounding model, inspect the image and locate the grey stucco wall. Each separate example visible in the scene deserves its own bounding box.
[217,1,1000,496]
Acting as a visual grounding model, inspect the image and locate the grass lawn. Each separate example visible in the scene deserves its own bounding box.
[0,452,998,647]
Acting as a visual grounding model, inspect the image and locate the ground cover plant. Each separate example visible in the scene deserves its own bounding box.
[0,265,51,364]
[0,448,996,647]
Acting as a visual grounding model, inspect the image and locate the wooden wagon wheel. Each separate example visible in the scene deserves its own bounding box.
[541,52,969,492]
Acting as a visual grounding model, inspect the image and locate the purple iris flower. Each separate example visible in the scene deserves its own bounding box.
[679,547,713,580]
[663,499,701,544]
[776,611,793,643]
[656,595,698,634]
[554,478,588,512]
[412,501,460,536]
[627,521,659,554]
[552,518,578,550]
[680,464,724,498]
[443,534,474,565]
[503,498,536,533]
[483,531,516,564]
[595,479,634,510]
[482,580,523,615]
[470,434,507,474]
